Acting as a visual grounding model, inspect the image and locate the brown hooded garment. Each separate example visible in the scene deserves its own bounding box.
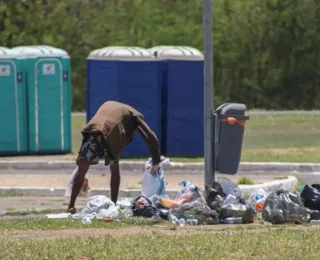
[82,101,161,165]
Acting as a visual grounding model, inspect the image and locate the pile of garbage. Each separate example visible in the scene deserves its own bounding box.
[46,157,320,226]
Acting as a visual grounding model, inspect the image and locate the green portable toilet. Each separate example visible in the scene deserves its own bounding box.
[0,47,28,154]
[12,45,72,154]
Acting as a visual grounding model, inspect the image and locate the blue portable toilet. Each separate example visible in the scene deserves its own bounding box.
[0,47,28,155]
[12,45,72,154]
[87,46,162,158]
[148,46,204,157]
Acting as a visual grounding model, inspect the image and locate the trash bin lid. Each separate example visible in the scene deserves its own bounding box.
[11,45,69,58]
[87,46,154,60]
[215,103,250,120]
[0,47,23,59]
[148,46,203,60]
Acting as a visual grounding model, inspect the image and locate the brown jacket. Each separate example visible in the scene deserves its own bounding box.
[82,101,161,164]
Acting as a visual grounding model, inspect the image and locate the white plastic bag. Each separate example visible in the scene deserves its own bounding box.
[87,195,114,211]
[64,166,90,197]
[141,156,170,198]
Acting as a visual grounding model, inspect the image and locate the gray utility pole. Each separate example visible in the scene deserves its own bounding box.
[203,0,214,187]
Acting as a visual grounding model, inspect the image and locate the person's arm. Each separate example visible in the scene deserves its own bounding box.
[110,163,120,204]
[136,116,161,165]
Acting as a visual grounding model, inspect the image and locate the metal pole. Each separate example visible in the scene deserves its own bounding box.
[203,0,214,187]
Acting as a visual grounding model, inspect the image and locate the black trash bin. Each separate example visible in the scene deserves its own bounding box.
[214,103,249,175]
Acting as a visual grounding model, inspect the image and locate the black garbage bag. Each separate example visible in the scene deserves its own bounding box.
[262,189,309,224]
[132,196,159,218]
[300,184,320,211]
[306,208,320,220]
[205,182,226,214]
[206,182,254,223]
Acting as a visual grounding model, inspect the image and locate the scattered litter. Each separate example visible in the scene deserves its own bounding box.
[47,163,316,227]
[262,189,310,224]
[45,213,71,219]
[158,180,204,209]
[141,156,169,198]
[82,216,92,225]
[71,213,85,220]
[220,217,243,224]
[220,194,254,224]
[206,178,254,224]
[132,196,159,218]
[248,188,266,214]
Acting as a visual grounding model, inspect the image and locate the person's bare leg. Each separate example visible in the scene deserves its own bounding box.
[110,163,120,204]
[68,159,90,210]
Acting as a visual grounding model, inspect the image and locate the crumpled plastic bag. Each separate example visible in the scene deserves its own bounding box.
[141,156,169,198]
[96,205,122,219]
[81,195,115,214]
[132,196,159,218]
[217,177,242,198]
[262,189,310,224]
[117,198,134,209]
[170,200,219,224]
[220,194,255,224]
[205,181,226,214]
[64,166,90,197]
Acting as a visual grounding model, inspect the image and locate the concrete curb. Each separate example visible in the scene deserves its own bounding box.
[0,176,298,198]
[0,160,320,172]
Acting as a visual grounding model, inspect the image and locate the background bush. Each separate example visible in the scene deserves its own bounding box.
[1,0,319,110]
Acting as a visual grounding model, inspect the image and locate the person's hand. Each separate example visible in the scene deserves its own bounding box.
[150,164,160,175]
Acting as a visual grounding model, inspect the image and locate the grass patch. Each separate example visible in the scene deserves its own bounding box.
[273,176,289,180]
[237,177,254,185]
[0,190,24,197]
[0,217,156,231]
[1,227,320,259]
[0,208,65,217]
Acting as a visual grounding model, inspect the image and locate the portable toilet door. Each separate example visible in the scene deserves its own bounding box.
[12,45,72,154]
[149,46,204,157]
[87,46,162,158]
[0,47,28,154]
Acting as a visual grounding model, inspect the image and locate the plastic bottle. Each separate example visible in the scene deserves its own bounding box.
[82,216,92,225]
[186,219,198,226]
[179,218,186,227]
[220,217,243,224]
[249,188,266,213]
[168,214,179,224]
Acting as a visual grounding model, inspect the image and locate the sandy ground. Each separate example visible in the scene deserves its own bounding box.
[0,197,88,214]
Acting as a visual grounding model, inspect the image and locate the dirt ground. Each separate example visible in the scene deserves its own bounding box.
[0,197,88,215]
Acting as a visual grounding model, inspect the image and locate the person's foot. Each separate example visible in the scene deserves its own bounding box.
[67,208,76,214]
